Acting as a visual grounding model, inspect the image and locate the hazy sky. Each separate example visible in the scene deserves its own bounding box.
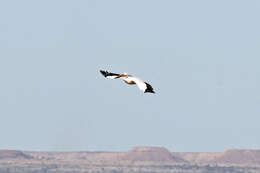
[0,0,260,152]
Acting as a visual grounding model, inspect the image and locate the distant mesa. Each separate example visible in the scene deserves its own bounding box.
[177,149,260,165]
[0,150,32,159]
[120,146,186,162]
[211,149,260,165]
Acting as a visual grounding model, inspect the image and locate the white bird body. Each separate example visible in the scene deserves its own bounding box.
[100,70,155,93]
[121,76,147,92]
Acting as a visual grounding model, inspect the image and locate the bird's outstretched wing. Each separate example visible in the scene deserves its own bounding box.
[100,70,120,79]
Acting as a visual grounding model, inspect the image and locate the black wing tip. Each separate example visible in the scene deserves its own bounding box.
[100,70,120,78]
[144,82,155,94]
[100,70,106,73]
[100,70,108,77]
[145,90,155,94]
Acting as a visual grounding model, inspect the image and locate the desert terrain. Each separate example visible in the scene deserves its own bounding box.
[1,147,260,173]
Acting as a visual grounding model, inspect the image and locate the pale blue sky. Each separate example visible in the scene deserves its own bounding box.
[0,0,260,152]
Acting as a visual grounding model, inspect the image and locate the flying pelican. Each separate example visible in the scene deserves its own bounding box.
[100,70,155,93]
